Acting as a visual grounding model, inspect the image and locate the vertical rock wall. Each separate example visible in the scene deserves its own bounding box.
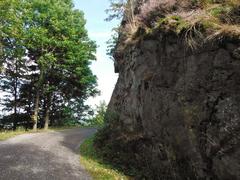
[100,30,240,179]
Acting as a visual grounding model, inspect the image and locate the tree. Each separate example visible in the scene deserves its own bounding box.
[0,57,26,129]
[105,0,127,21]
[0,0,98,130]
[89,101,107,126]
[106,0,138,59]
[0,0,27,129]
[21,0,97,130]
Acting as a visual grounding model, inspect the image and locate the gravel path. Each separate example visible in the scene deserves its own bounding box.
[0,128,97,180]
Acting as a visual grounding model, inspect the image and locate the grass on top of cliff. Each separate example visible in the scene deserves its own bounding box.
[120,0,240,50]
[80,136,130,180]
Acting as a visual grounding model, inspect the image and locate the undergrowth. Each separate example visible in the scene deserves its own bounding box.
[0,130,29,141]
[79,135,130,180]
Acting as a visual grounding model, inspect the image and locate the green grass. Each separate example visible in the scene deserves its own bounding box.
[80,136,130,180]
[0,125,81,141]
[0,130,29,141]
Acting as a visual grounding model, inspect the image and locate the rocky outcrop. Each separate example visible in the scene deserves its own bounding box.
[96,1,240,179]
[98,32,240,179]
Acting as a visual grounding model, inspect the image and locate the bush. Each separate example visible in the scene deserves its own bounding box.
[80,135,129,179]
[0,113,31,130]
[88,101,107,127]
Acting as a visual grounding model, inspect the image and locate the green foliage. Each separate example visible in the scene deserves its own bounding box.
[88,101,107,127]
[210,5,232,17]
[105,0,127,22]
[104,110,120,125]
[22,0,97,98]
[62,119,80,127]
[0,113,32,131]
[105,0,127,59]
[152,16,191,36]
[106,27,120,59]
[80,135,129,180]
[54,99,92,127]
[61,107,77,126]
[0,0,98,130]
[94,127,142,178]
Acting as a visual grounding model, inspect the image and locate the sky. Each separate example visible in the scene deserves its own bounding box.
[73,0,119,107]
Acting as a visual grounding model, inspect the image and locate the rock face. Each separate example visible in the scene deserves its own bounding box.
[96,1,240,179]
[100,31,240,179]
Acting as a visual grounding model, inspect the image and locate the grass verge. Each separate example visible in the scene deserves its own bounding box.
[0,126,81,141]
[80,136,130,180]
[0,130,29,141]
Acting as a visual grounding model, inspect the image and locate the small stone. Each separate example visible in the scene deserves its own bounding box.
[232,47,240,59]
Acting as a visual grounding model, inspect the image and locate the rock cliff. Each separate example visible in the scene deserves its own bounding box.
[96,1,240,179]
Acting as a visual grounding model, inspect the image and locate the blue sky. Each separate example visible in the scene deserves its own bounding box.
[73,0,119,107]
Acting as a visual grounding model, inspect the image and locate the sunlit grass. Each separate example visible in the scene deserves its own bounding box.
[0,126,81,141]
[0,130,30,141]
[80,136,130,180]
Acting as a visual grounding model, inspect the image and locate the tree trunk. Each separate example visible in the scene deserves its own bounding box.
[44,94,51,130]
[13,77,17,130]
[13,61,18,130]
[32,90,40,131]
[32,68,44,131]
[44,106,50,130]
[26,90,31,130]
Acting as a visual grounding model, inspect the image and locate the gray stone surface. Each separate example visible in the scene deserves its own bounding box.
[107,32,240,179]
[0,128,96,180]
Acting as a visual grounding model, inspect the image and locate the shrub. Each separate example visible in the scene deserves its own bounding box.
[88,101,107,127]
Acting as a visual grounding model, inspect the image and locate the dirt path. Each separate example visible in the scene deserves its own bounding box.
[0,128,96,180]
